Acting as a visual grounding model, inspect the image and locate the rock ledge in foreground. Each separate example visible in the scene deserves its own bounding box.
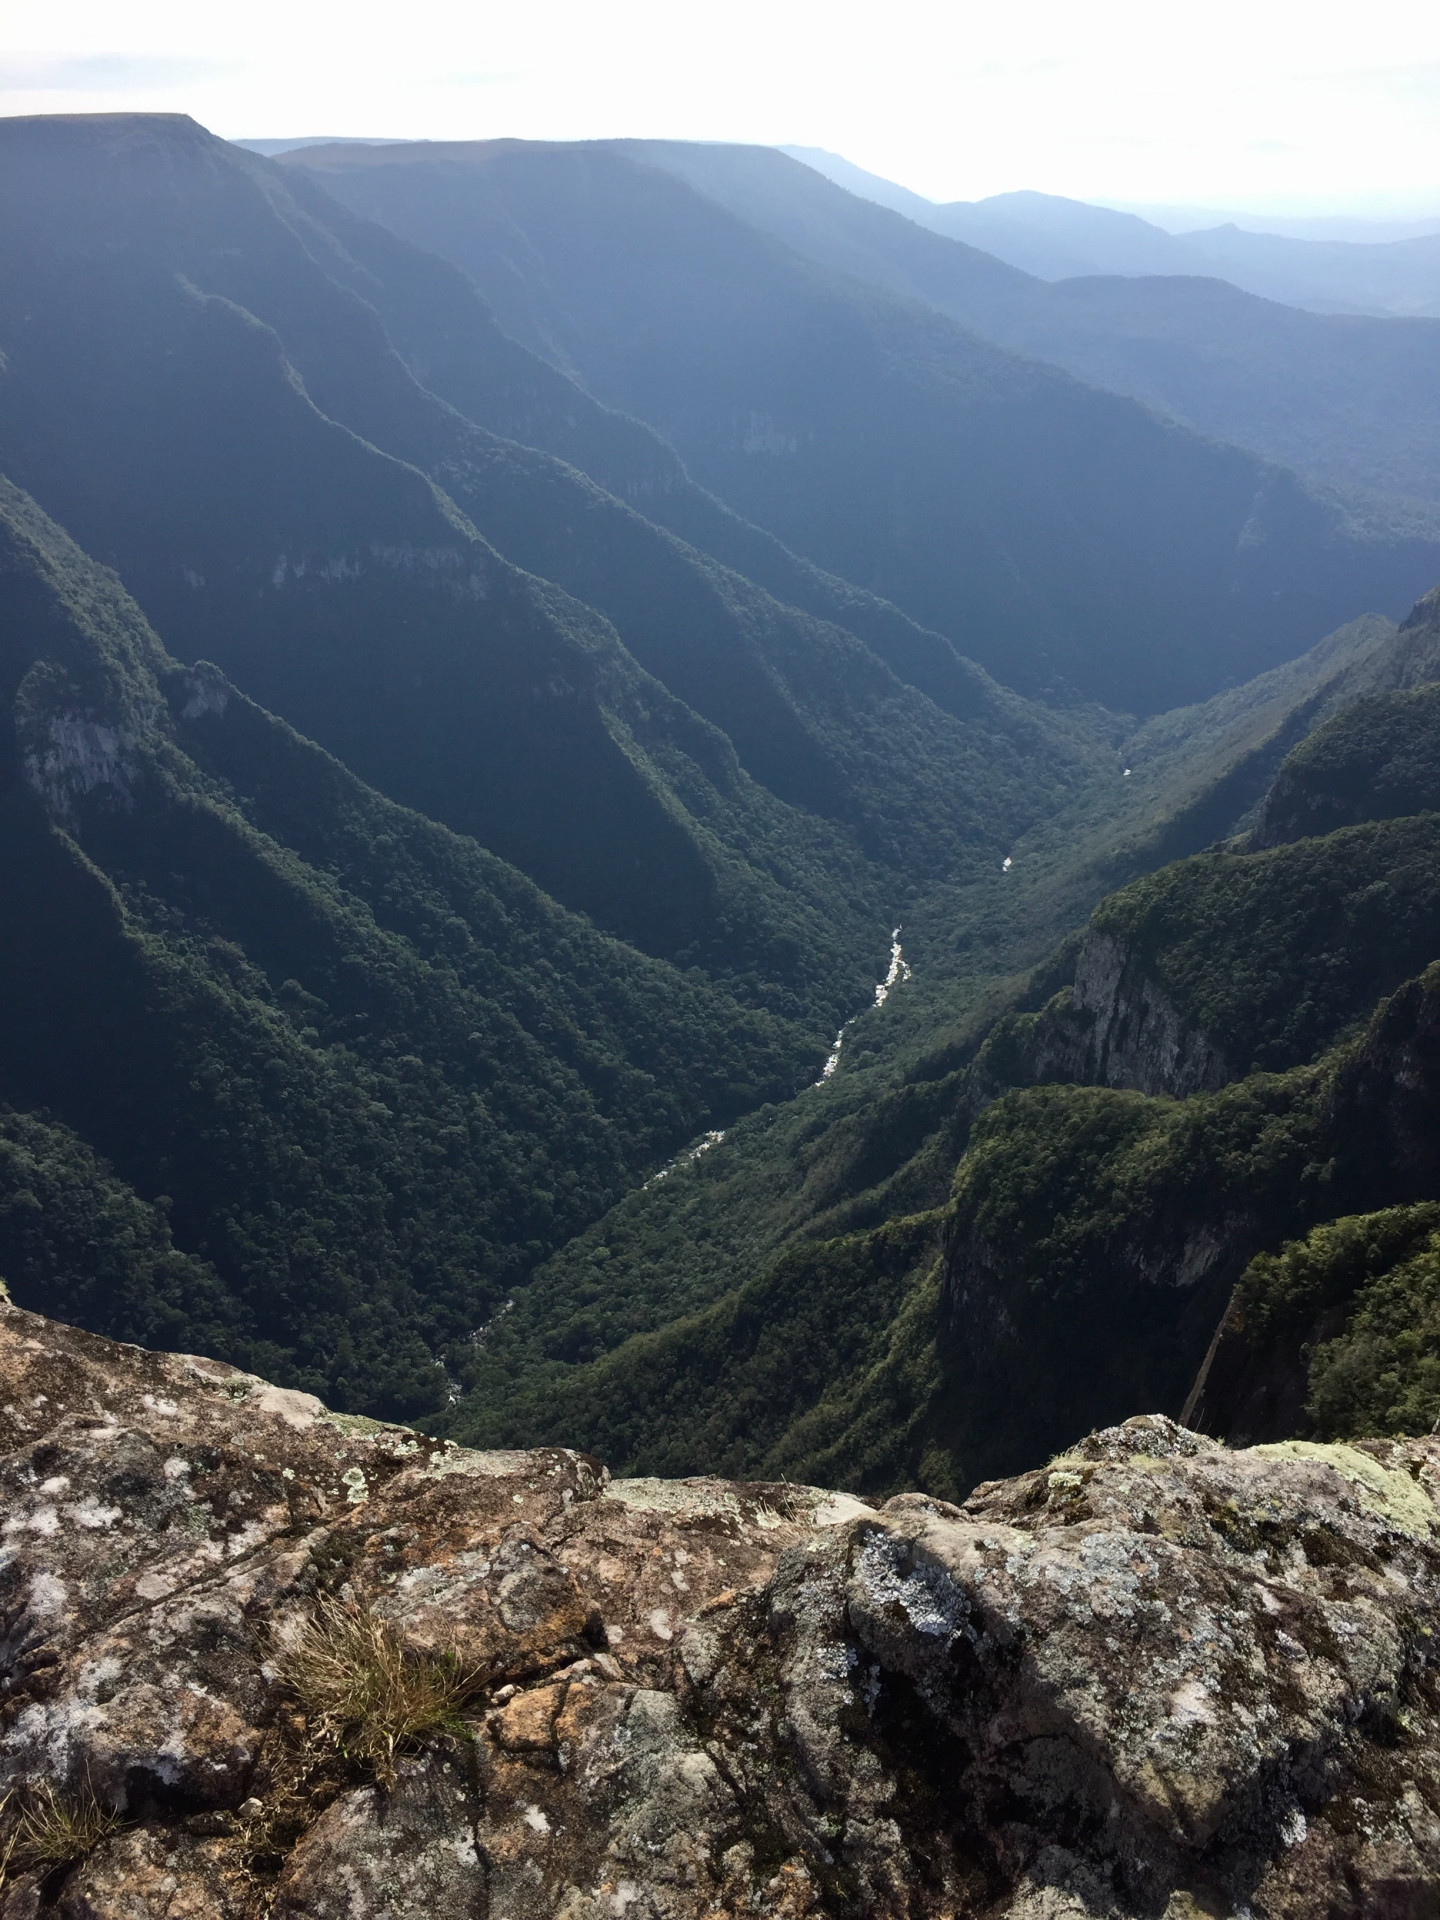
[2,1303,1439,1917]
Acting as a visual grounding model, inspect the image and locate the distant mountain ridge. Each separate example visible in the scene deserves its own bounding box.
[781,153,1203,280]
[240,135,1440,508]
[783,147,1440,317]
[628,142,1440,510]
[281,134,1440,710]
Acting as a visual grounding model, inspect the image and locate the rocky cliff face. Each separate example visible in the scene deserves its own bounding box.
[4,1304,1440,1917]
[1068,933,1230,1098]
[966,929,1229,1120]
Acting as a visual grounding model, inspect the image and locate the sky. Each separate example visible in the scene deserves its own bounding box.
[3,0,1440,216]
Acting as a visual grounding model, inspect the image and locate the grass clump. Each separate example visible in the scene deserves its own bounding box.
[0,1782,122,1880]
[270,1595,479,1786]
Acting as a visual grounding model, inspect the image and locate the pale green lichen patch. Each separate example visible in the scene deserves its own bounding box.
[609,1478,756,1524]
[317,1411,421,1445]
[1255,1441,1440,1540]
[1041,1454,1097,1479]
[417,1445,553,1479]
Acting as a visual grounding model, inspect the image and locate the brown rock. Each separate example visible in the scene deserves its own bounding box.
[55,1828,252,1919]
[491,1682,565,1751]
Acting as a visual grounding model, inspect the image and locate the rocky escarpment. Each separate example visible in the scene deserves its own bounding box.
[964,929,1229,1127]
[4,1306,1440,1916]
[1066,932,1229,1097]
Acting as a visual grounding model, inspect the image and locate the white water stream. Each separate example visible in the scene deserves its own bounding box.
[642,1127,727,1191]
[460,1125,730,1367]
[815,926,912,1085]
[620,927,914,1201]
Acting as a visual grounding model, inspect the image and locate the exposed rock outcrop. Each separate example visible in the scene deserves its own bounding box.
[12,659,160,823]
[1068,932,1229,1097]
[966,928,1228,1119]
[1385,582,1440,685]
[4,1304,1440,1916]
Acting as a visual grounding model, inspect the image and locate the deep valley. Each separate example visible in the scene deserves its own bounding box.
[5,108,1440,1916]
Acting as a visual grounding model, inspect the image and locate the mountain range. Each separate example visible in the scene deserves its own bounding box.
[605,141,1440,509]
[4,109,1440,1512]
[278,135,1440,707]
[784,147,1440,318]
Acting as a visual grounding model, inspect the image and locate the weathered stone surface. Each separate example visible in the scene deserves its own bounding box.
[1068,933,1229,1099]
[3,1306,1440,1915]
[272,1756,478,1920]
[54,1827,252,1920]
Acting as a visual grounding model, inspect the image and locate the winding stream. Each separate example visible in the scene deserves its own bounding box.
[633,927,913,1198]
[642,1127,727,1190]
[816,926,912,1085]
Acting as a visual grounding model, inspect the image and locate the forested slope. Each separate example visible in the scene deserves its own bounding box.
[0,476,813,1413]
[0,112,1127,1019]
[452,589,1440,1491]
[271,160,1018,730]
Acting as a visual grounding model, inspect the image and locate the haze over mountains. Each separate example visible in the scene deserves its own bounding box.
[254,135,1440,492]
[784,146,1440,318]
[280,135,1440,709]
[6,109,1440,1505]
[613,141,1440,509]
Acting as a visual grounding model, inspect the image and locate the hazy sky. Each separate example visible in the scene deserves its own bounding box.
[3,0,1439,214]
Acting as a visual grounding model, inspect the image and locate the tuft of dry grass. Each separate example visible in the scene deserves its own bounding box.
[0,1782,122,1881]
[269,1594,478,1786]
